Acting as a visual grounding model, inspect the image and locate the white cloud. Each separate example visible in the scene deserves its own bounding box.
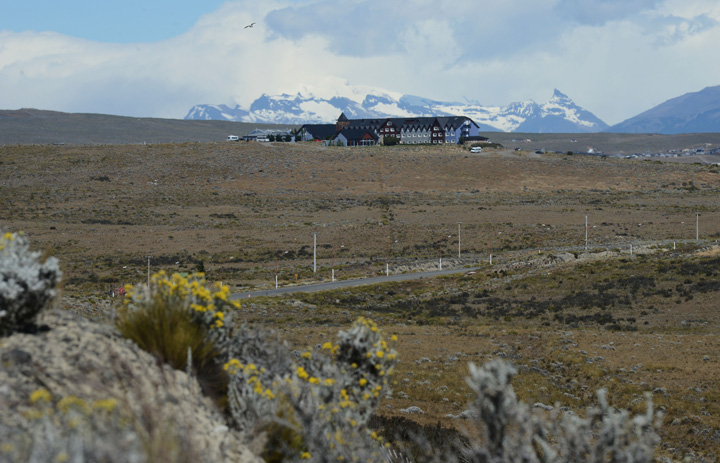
[1,0,719,125]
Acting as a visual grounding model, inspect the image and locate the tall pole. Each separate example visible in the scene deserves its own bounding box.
[490,232,500,265]
[438,237,442,270]
[146,256,152,289]
[313,233,317,276]
[457,222,462,259]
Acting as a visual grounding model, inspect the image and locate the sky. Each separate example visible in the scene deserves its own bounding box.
[2,0,720,125]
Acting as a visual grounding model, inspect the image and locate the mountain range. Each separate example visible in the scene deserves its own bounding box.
[185,89,609,133]
[607,85,720,134]
[185,84,720,134]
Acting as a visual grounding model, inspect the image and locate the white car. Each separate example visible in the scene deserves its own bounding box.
[227,135,239,141]
[470,146,483,153]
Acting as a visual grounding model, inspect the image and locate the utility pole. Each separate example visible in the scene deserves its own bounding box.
[313,233,317,277]
[146,256,152,289]
[490,232,501,265]
[457,222,462,259]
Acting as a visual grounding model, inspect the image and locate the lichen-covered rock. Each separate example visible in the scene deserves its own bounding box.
[0,310,262,463]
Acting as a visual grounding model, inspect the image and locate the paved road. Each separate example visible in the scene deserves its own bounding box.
[231,265,484,299]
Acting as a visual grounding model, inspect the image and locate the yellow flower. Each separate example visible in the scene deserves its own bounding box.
[30,389,51,404]
[296,366,309,380]
[309,377,320,385]
[322,341,333,350]
[391,335,398,341]
[57,396,89,414]
[190,303,206,312]
[23,409,44,420]
[224,359,242,373]
[92,398,118,412]
[301,351,312,359]
[376,350,385,358]
[324,378,336,386]
[300,452,311,460]
[359,378,368,387]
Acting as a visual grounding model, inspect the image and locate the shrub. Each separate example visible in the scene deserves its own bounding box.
[224,316,398,462]
[384,136,399,146]
[2,389,202,463]
[0,231,62,336]
[117,271,240,402]
[457,360,661,463]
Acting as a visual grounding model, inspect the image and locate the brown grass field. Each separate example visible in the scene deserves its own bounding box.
[3,140,720,461]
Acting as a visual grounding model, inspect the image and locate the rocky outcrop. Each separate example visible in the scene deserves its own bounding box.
[0,310,261,463]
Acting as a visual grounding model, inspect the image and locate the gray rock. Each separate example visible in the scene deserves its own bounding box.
[400,406,424,414]
[0,310,262,463]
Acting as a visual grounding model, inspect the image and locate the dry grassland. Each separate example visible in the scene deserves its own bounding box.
[3,141,720,460]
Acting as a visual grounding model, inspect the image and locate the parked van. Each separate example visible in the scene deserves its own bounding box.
[227,135,239,141]
[470,146,483,153]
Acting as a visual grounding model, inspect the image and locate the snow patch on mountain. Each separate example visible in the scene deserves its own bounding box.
[184,87,608,133]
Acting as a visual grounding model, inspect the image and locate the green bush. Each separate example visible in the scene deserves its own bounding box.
[383,136,399,146]
[117,271,240,403]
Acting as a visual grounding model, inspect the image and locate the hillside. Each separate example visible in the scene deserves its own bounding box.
[609,85,720,134]
[0,108,296,145]
[4,108,720,156]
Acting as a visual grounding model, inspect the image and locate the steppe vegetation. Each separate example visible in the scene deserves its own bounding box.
[3,140,720,461]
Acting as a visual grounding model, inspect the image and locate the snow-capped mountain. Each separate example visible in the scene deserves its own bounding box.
[185,89,608,133]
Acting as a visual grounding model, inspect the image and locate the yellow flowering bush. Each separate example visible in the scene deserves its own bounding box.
[223,316,398,462]
[117,271,241,402]
[333,316,398,424]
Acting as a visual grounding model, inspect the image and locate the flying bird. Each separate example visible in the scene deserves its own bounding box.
[245,22,255,29]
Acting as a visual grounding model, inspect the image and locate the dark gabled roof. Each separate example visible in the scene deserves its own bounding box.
[337,112,349,122]
[346,119,383,130]
[337,127,379,141]
[326,114,480,134]
[299,124,337,140]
